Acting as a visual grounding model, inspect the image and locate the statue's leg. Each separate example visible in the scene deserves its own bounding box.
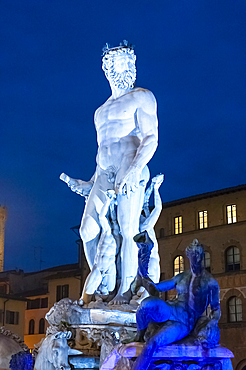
[81,265,102,303]
[109,186,145,304]
[108,165,149,305]
[134,296,171,341]
[103,255,117,292]
[95,238,117,294]
[132,321,190,370]
[147,234,160,283]
[79,172,113,269]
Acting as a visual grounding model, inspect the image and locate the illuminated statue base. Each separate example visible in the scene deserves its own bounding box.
[35,298,137,369]
[101,342,234,370]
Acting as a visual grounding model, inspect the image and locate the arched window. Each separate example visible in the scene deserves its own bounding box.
[203,251,211,272]
[173,256,184,276]
[226,246,240,272]
[236,360,246,370]
[228,296,242,322]
[39,318,45,334]
[28,319,35,335]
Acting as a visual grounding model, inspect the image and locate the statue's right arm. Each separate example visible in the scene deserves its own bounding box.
[155,278,176,292]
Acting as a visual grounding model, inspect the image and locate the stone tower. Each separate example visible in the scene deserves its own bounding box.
[0,207,7,272]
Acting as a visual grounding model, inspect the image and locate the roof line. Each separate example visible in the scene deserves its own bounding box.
[162,184,246,208]
[24,262,79,276]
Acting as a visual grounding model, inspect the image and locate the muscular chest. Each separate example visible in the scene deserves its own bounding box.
[177,274,206,296]
[95,94,138,138]
[189,276,204,296]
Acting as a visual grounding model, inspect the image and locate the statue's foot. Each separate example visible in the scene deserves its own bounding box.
[122,329,146,344]
[78,292,94,305]
[108,294,129,305]
[121,334,138,344]
[135,289,149,305]
[108,290,132,305]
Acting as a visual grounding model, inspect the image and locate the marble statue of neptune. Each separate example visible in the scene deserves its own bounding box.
[61,41,158,305]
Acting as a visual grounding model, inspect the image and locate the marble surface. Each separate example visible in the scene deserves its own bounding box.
[45,298,136,327]
[61,42,159,304]
[101,343,234,370]
[118,343,234,359]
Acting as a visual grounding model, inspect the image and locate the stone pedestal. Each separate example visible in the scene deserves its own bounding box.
[70,323,136,367]
[101,343,234,370]
[68,355,100,369]
[44,299,137,368]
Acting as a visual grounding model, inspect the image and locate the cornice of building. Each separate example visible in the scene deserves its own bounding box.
[158,219,246,241]
[23,262,80,276]
[44,269,82,280]
[213,269,246,278]
[0,293,27,301]
[162,184,246,208]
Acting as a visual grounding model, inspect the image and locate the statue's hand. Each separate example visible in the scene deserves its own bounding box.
[142,276,159,297]
[106,189,116,202]
[117,167,141,197]
[131,274,142,295]
[60,173,93,197]
[70,180,93,197]
[152,173,164,189]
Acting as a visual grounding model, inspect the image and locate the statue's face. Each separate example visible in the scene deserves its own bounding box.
[113,54,135,74]
[189,250,203,265]
[187,249,204,273]
[102,50,136,89]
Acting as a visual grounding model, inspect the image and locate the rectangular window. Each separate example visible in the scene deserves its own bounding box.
[174,216,182,234]
[0,285,7,294]
[227,205,237,224]
[6,311,19,325]
[56,286,62,302]
[62,285,69,298]
[41,297,48,308]
[27,297,48,310]
[56,285,69,302]
[27,298,41,310]
[198,211,208,229]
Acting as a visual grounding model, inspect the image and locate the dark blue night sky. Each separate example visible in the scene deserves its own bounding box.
[1,1,246,272]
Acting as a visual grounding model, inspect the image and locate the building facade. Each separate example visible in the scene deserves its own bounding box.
[0,262,89,349]
[155,184,246,370]
[0,294,26,338]
[21,263,87,349]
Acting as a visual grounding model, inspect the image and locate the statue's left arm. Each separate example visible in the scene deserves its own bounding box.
[209,279,221,322]
[118,90,158,195]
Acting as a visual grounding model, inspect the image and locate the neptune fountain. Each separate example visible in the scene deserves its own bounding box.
[60,40,159,306]
[34,41,233,370]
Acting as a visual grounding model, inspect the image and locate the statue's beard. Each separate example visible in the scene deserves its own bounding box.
[107,68,136,89]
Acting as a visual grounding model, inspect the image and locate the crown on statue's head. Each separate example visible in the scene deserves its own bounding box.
[102,40,135,56]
